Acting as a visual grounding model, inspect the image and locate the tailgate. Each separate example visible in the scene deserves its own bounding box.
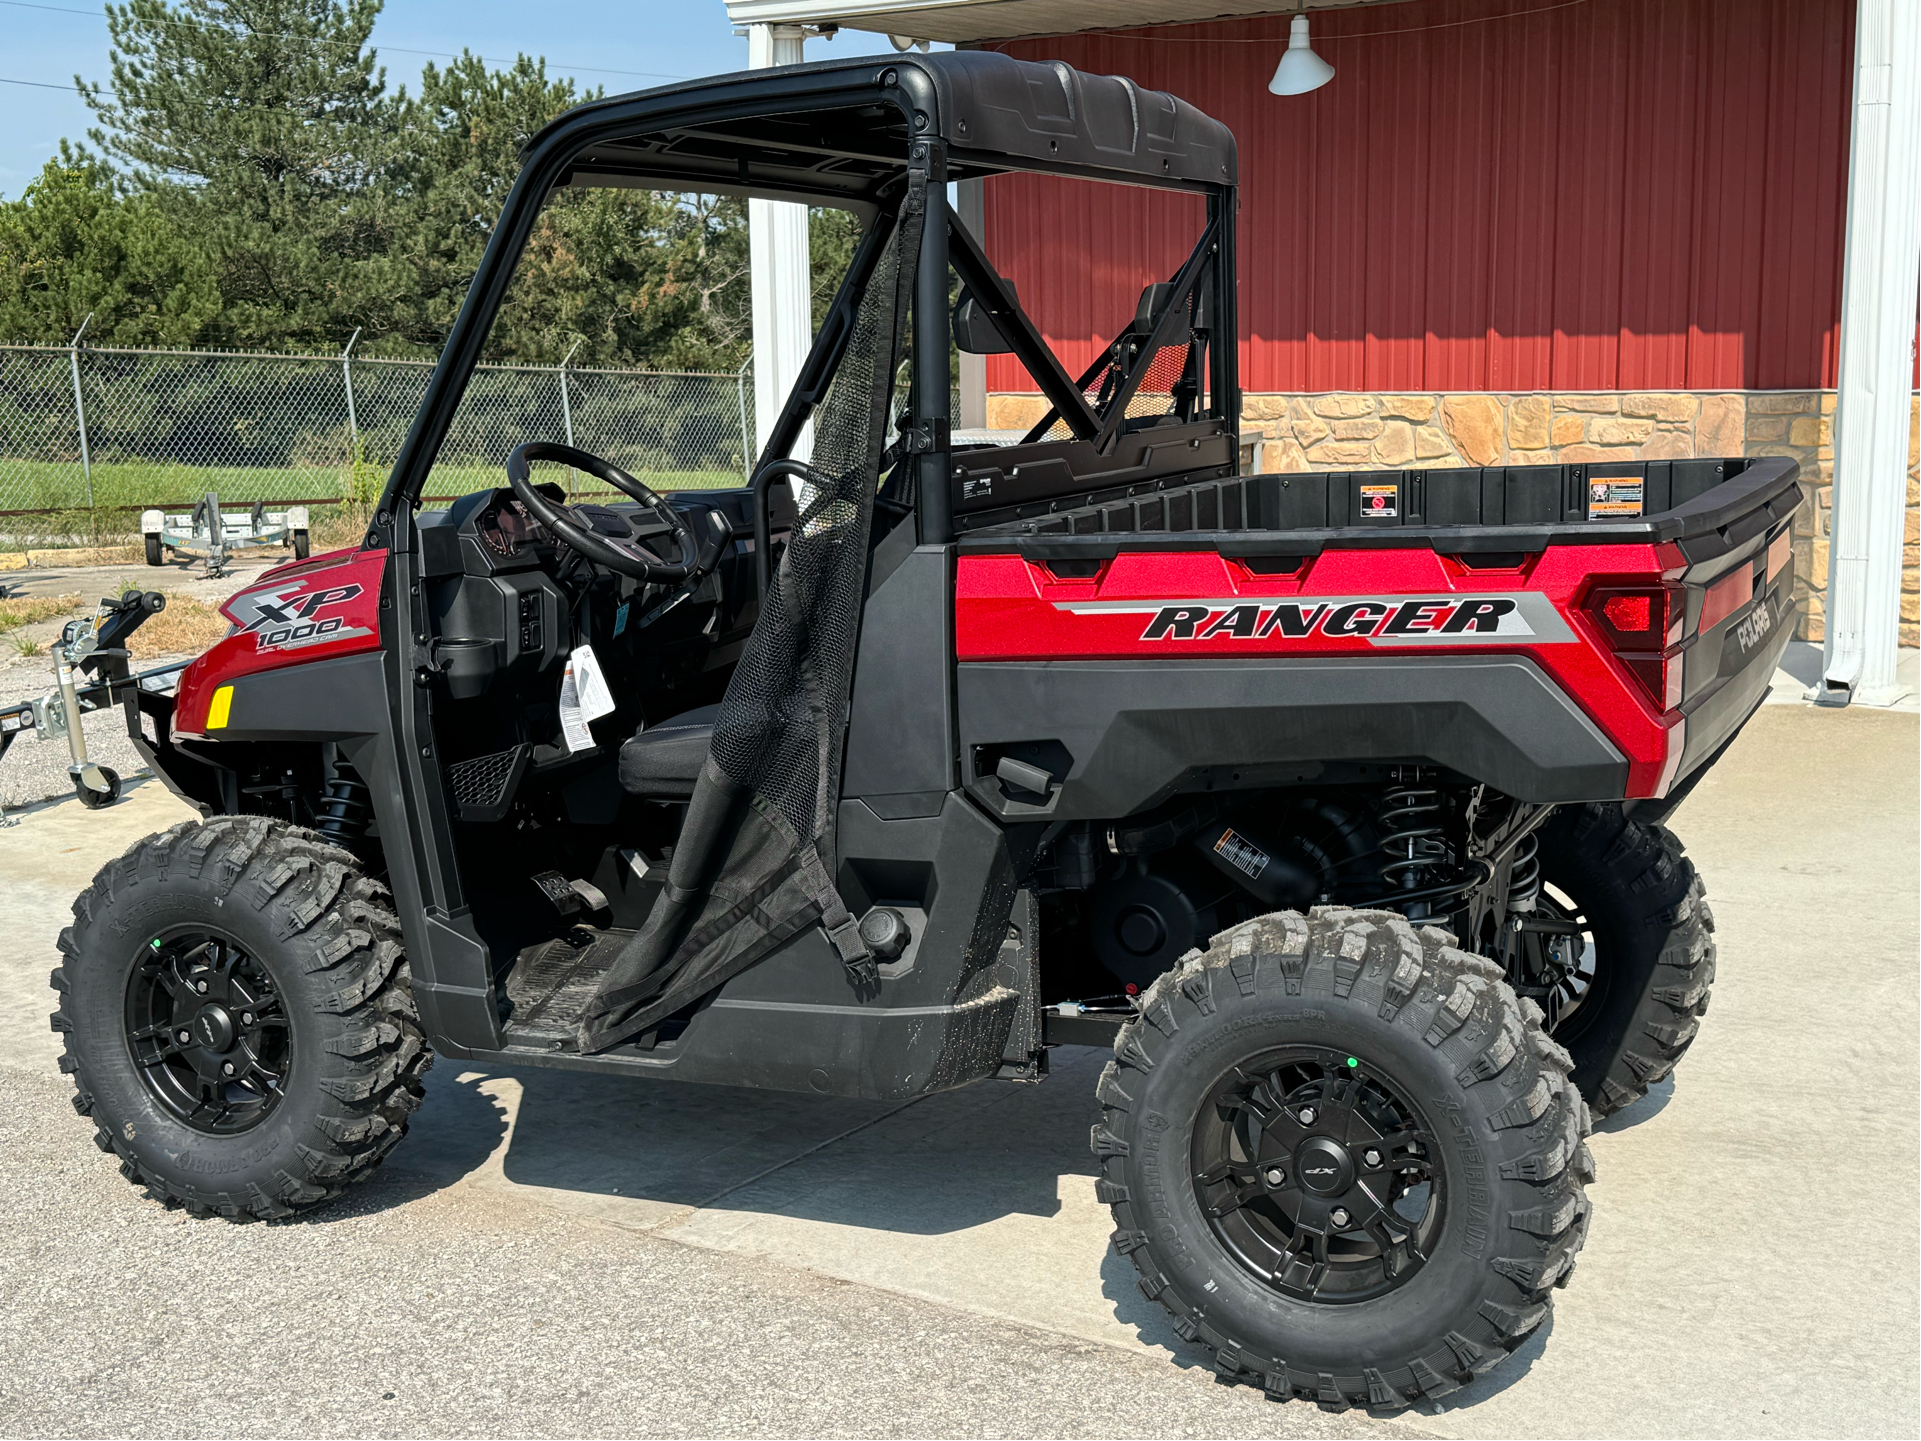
[1664,469,1803,785]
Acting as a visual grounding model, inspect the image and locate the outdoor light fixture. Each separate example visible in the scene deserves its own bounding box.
[1269,14,1336,95]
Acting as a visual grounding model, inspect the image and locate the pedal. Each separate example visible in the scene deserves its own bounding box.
[531,870,611,919]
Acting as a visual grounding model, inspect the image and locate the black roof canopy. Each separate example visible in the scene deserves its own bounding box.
[530,49,1237,206]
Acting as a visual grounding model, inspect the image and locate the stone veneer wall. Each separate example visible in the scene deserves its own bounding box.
[983,390,1921,645]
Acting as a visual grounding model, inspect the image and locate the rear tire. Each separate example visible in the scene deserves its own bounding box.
[50,816,429,1219]
[143,534,163,566]
[1094,907,1591,1410]
[291,529,310,560]
[1536,804,1714,1119]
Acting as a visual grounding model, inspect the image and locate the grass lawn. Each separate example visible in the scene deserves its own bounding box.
[0,460,751,511]
[0,461,751,550]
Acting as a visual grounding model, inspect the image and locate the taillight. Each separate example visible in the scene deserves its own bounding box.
[1582,581,1684,711]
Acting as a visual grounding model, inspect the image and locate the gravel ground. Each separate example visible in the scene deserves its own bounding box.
[0,555,272,810]
[0,1067,1415,1441]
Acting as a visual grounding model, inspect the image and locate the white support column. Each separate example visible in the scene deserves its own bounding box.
[1821,0,1921,705]
[748,23,812,460]
[955,177,987,431]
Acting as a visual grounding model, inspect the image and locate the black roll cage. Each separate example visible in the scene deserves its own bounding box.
[370,50,1240,551]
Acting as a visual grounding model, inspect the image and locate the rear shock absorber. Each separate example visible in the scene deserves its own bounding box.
[1506,830,1542,915]
[315,759,372,842]
[1378,772,1450,896]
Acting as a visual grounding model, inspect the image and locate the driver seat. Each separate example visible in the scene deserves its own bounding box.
[617,704,719,798]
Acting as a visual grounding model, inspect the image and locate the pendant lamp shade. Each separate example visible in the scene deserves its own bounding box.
[1269,15,1336,96]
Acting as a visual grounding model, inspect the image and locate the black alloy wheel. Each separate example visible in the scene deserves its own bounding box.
[1194,1048,1442,1305]
[124,929,290,1134]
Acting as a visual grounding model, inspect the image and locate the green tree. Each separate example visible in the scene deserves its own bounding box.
[79,0,408,348]
[0,148,218,344]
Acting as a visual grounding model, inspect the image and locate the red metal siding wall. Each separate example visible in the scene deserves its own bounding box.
[983,0,1860,395]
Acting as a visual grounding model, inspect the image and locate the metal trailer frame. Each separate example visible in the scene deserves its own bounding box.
[0,592,184,820]
[141,494,311,576]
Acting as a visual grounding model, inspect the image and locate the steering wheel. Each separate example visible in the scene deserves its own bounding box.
[505,442,702,584]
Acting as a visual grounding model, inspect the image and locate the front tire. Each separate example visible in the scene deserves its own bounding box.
[50,816,429,1219]
[144,534,163,566]
[1094,907,1591,1410]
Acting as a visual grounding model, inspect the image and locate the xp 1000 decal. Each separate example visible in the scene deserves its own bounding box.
[1055,591,1575,646]
[225,579,372,652]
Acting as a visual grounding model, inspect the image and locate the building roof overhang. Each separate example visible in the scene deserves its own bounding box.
[723,0,1409,46]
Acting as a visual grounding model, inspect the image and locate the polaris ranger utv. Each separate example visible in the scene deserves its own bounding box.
[53,52,1798,1409]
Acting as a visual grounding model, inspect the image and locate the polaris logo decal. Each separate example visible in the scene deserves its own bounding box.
[1053,593,1575,646]
[226,581,372,653]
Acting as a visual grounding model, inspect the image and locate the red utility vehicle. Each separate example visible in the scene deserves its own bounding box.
[51,53,1794,1408]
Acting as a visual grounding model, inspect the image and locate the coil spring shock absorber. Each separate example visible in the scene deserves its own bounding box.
[315,760,372,842]
[1379,772,1450,896]
[1506,830,1542,915]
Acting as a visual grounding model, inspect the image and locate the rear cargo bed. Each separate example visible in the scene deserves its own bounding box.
[955,453,1801,566]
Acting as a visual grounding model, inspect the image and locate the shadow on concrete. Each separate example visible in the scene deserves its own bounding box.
[1593,1074,1674,1134]
[480,1046,1113,1234]
[296,1068,513,1222]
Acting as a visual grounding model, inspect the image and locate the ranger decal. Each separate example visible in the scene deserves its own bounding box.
[1052,592,1575,646]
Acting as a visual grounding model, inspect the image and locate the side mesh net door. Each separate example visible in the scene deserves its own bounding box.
[579,188,924,1053]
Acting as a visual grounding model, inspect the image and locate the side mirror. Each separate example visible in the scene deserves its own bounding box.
[953,280,1018,355]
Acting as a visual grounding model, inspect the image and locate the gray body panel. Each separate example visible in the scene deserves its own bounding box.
[956,655,1629,817]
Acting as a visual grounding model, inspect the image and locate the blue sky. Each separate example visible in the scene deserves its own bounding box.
[0,0,918,196]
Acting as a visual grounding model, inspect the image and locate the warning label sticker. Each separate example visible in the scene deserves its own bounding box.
[1359,483,1398,518]
[1589,478,1645,517]
[1213,827,1271,880]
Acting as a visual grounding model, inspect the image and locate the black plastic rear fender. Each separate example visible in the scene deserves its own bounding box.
[956,655,1629,816]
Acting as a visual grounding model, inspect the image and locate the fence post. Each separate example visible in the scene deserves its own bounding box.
[341,327,362,465]
[68,312,94,509]
[736,357,752,482]
[558,339,581,450]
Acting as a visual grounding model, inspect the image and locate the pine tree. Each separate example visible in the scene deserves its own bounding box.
[79,0,405,347]
[0,147,218,344]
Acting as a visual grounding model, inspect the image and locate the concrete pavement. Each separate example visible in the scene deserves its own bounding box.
[0,704,1915,1438]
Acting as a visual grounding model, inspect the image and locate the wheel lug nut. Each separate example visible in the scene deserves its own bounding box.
[1330,1207,1351,1228]
[241,1013,254,1025]
[1363,1149,1382,1168]
[176,1030,191,1045]
[195,980,208,994]
[1263,1167,1286,1187]
[1298,1107,1317,1125]
[221,1062,235,1076]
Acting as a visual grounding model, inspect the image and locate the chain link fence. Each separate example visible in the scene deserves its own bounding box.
[0,342,758,526]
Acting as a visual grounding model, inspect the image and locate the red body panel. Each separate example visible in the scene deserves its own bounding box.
[955,545,1686,798]
[173,547,387,738]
